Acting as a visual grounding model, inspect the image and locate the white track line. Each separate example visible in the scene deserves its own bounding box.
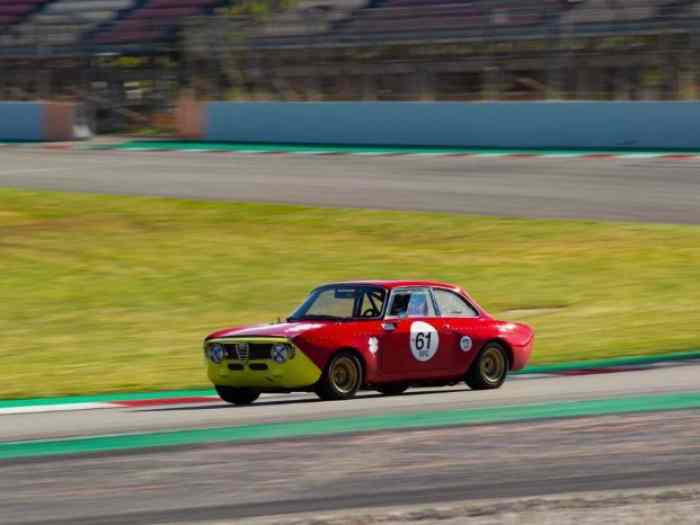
[617,153,666,159]
[0,402,113,415]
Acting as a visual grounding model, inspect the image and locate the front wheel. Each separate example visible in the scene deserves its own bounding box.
[315,351,363,401]
[215,385,260,405]
[465,343,508,390]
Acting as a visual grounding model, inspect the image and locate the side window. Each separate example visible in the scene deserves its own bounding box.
[433,289,479,317]
[388,289,436,318]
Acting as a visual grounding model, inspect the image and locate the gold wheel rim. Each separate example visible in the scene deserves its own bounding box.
[480,347,506,384]
[331,356,359,394]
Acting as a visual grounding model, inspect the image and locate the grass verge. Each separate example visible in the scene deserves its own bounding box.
[1,188,699,398]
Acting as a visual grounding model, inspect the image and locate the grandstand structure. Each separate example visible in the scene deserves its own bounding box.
[1,0,699,128]
[184,0,700,105]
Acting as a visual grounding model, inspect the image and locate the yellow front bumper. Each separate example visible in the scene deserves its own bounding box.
[205,337,322,389]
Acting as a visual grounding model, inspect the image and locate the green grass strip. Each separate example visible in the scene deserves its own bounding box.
[2,391,700,460]
[2,188,700,399]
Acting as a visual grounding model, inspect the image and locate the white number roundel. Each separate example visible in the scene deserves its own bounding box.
[410,321,439,362]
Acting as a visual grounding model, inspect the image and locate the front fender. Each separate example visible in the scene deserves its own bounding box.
[292,331,382,384]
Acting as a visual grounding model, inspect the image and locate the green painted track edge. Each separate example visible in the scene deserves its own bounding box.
[512,350,700,375]
[2,391,700,460]
[2,350,698,409]
[103,140,700,155]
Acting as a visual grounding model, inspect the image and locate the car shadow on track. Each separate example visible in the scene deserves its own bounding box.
[133,388,473,412]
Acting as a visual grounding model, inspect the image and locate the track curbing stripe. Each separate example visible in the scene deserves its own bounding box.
[96,142,700,160]
[4,141,700,160]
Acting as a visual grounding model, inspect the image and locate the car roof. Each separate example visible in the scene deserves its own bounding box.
[314,280,490,318]
[320,280,462,291]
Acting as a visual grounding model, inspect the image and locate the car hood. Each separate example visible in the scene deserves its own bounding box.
[206,322,329,340]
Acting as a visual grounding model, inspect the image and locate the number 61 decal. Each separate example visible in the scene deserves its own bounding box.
[410,321,440,361]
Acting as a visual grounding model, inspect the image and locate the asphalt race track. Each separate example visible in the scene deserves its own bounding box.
[3,410,700,525]
[1,148,700,524]
[2,364,700,524]
[0,149,699,223]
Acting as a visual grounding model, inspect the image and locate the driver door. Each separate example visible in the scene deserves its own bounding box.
[379,287,454,379]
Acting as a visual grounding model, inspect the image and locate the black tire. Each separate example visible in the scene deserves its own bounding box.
[465,342,509,390]
[315,351,363,401]
[376,383,409,396]
[215,385,260,405]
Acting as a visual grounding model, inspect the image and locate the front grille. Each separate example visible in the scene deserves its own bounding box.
[236,343,249,360]
[221,342,273,361]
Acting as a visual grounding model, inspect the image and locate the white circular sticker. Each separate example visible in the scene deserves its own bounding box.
[459,336,473,352]
[410,321,439,362]
[368,337,379,354]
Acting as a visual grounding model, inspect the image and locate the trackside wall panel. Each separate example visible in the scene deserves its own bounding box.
[204,101,700,149]
[44,103,77,141]
[0,102,43,141]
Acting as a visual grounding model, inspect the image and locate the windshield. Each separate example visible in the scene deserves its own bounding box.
[289,285,387,321]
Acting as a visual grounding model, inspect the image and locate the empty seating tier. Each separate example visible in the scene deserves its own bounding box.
[0,0,699,49]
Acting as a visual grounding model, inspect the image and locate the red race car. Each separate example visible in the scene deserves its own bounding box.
[203,280,534,405]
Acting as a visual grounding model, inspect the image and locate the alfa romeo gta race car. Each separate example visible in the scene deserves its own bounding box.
[203,280,534,405]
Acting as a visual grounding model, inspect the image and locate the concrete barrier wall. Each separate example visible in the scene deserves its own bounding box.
[0,102,43,141]
[0,101,78,141]
[198,101,700,150]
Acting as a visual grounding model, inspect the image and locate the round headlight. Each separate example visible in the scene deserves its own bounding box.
[209,344,225,364]
[271,343,291,364]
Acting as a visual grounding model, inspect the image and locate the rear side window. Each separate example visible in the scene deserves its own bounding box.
[433,289,479,317]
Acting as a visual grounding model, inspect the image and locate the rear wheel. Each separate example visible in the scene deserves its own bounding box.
[376,383,409,396]
[465,343,508,390]
[215,385,260,405]
[315,351,363,401]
